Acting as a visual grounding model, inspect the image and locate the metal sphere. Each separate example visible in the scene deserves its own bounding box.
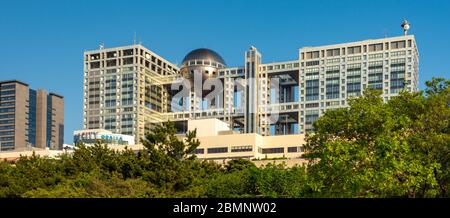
[180,48,226,82]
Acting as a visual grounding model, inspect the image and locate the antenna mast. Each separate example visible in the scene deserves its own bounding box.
[401,19,410,36]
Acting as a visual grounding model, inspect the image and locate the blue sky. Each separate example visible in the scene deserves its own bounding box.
[0,0,449,144]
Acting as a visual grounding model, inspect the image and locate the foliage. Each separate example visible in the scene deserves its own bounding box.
[303,77,450,197]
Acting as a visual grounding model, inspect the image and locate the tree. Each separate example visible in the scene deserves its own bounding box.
[138,121,221,195]
[303,78,450,197]
[225,159,255,172]
[141,121,199,161]
[425,77,450,96]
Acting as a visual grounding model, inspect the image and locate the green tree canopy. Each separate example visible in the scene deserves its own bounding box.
[303,77,450,197]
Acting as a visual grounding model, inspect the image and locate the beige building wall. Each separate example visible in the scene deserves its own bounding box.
[50,94,64,149]
[188,118,231,137]
[35,89,48,148]
[13,83,29,150]
[194,132,305,160]
[0,147,68,161]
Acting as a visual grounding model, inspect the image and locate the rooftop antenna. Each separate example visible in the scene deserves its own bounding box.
[99,42,104,50]
[401,19,410,36]
[133,32,137,45]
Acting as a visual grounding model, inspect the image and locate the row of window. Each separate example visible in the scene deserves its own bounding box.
[0,107,15,113]
[0,84,15,90]
[302,40,413,60]
[90,57,134,69]
[0,102,15,107]
[0,131,14,136]
[0,136,14,141]
[0,96,15,101]
[0,142,14,147]
[0,119,14,124]
[194,146,304,154]
[0,125,14,130]
[0,114,14,119]
[0,90,15,95]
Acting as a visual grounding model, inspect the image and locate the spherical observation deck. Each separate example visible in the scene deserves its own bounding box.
[181,48,226,68]
[180,48,226,82]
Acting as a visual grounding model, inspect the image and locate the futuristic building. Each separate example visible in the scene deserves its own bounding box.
[82,22,419,159]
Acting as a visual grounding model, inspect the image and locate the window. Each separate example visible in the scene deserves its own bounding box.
[0,102,15,107]
[105,100,116,107]
[106,59,117,67]
[369,43,383,52]
[207,147,228,154]
[326,49,340,57]
[0,125,14,130]
[90,53,100,60]
[0,131,14,136]
[368,61,383,68]
[1,96,15,101]
[288,146,303,153]
[305,103,319,108]
[0,90,15,95]
[0,136,14,141]
[231,146,252,152]
[391,51,406,57]
[0,107,15,113]
[0,84,15,89]
[306,61,319,66]
[0,120,14,125]
[107,51,117,58]
[347,46,361,54]
[305,51,319,59]
[326,101,341,106]
[193,148,204,154]
[261,147,284,154]
[90,62,100,69]
[391,41,406,49]
[0,142,14,147]
[326,58,340,64]
[368,53,383,59]
[123,57,133,65]
[347,63,361,69]
[305,79,320,101]
[347,56,362,62]
[123,49,133,56]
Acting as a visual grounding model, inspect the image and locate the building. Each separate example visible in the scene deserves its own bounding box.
[299,34,419,131]
[73,129,135,146]
[82,21,419,159]
[0,147,68,162]
[0,80,64,151]
[188,119,305,161]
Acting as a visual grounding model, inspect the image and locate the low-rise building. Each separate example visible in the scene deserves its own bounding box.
[187,119,306,161]
[0,147,68,162]
[73,129,135,146]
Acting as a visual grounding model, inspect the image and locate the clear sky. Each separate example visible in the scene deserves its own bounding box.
[0,0,449,144]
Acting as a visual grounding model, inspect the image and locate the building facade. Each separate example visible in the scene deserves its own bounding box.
[298,35,419,132]
[83,45,179,143]
[82,29,419,149]
[0,80,64,151]
[73,129,135,146]
[187,119,305,161]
